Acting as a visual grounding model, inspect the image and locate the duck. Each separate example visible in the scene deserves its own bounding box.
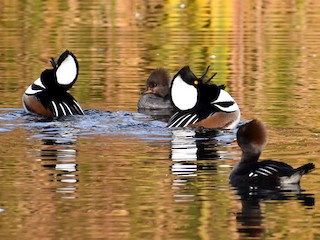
[137,68,173,110]
[229,119,315,188]
[167,66,240,129]
[22,50,84,118]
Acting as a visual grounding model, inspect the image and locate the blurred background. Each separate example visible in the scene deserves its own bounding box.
[1,0,320,239]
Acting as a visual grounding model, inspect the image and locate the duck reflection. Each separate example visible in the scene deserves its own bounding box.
[233,184,315,239]
[170,127,236,202]
[36,125,79,198]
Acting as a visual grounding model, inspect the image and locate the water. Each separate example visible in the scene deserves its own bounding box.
[1,0,320,239]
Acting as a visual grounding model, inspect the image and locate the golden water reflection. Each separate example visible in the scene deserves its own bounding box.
[1,0,320,239]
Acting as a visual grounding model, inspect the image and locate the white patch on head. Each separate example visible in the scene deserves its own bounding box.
[56,55,78,85]
[24,78,45,95]
[212,89,239,112]
[171,75,198,110]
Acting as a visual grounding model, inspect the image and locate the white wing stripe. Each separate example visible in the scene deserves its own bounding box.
[264,166,278,172]
[62,102,73,115]
[249,172,258,177]
[176,114,192,127]
[73,100,84,114]
[257,168,273,175]
[59,103,66,116]
[51,101,58,117]
[168,115,185,128]
[184,114,198,126]
[255,170,269,176]
[170,112,179,120]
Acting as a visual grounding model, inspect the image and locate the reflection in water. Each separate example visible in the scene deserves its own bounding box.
[35,126,78,199]
[1,0,320,238]
[233,186,315,239]
[170,128,236,202]
[137,108,174,123]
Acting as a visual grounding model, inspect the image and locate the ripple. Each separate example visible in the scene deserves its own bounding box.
[0,108,171,142]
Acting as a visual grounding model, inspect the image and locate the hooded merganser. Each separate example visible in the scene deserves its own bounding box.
[167,66,240,129]
[229,119,315,187]
[22,50,84,118]
[138,68,173,110]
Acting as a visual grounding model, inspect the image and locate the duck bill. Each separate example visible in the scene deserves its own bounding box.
[142,88,154,95]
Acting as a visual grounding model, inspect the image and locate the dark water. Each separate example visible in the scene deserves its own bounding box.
[1,1,320,239]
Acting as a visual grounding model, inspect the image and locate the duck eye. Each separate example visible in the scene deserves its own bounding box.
[194,80,198,85]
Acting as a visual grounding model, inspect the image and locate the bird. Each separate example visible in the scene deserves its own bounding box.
[137,68,173,110]
[229,119,315,188]
[167,66,240,129]
[22,50,84,118]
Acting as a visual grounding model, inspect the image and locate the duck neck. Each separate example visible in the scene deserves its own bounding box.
[240,151,260,164]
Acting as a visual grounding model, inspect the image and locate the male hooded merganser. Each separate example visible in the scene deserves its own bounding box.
[167,66,240,129]
[229,119,315,187]
[22,50,84,118]
[138,68,173,110]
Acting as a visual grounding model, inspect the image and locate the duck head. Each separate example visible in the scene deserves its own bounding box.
[170,66,223,111]
[143,68,171,98]
[237,119,268,162]
[24,50,79,95]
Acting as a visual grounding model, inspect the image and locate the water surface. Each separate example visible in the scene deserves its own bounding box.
[1,0,320,239]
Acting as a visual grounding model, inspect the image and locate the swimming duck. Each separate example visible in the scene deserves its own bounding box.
[22,50,84,118]
[229,119,315,187]
[167,66,240,129]
[138,68,173,110]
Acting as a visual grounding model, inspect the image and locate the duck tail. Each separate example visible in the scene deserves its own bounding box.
[295,163,315,175]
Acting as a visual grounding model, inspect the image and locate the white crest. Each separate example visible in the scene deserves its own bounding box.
[212,89,239,112]
[171,75,198,110]
[56,54,78,85]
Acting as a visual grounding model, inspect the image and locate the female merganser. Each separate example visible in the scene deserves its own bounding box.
[22,50,84,118]
[229,119,315,187]
[138,68,173,110]
[167,66,240,129]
